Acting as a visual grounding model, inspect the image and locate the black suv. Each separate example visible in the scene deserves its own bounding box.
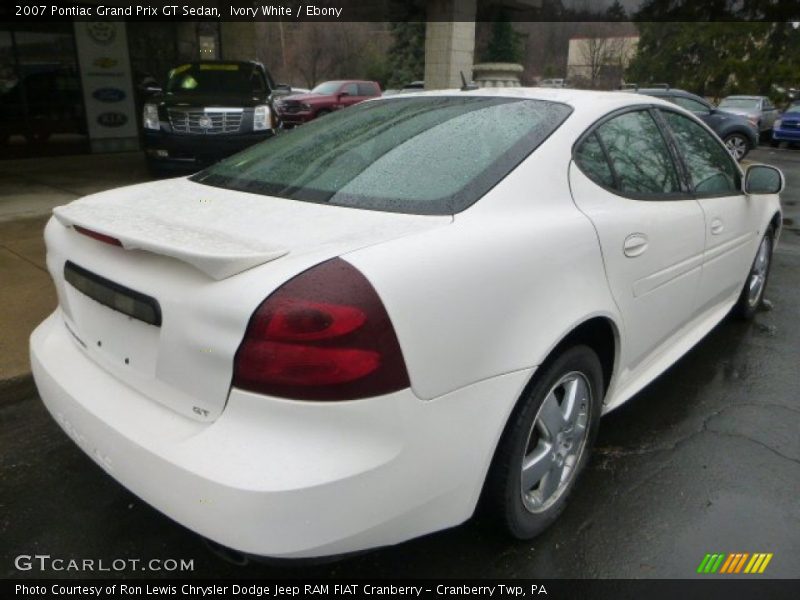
[142,61,288,175]
[630,87,759,160]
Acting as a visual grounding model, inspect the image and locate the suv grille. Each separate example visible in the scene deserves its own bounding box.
[168,108,243,134]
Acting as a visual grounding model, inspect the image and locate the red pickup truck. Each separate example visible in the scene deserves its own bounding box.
[274,80,382,126]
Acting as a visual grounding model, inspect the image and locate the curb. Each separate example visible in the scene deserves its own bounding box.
[0,372,36,406]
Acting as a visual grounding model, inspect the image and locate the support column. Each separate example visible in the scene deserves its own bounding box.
[424,0,477,90]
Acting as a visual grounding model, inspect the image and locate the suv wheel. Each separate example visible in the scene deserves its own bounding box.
[724,133,750,161]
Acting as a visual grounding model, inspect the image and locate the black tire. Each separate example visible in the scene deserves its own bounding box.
[733,227,774,320]
[483,345,604,539]
[723,133,751,161]
[770,139,782,149]
[316,109,331,118]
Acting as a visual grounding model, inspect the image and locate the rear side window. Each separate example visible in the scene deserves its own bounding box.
[673,96,710,114]
[594,110,680,196]
[661,110,740,195]
[574,133,614,187]
[357,83,378,96]
[193,96,573,215]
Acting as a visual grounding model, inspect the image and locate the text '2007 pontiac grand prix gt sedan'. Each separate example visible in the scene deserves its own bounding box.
[31,88,783,559]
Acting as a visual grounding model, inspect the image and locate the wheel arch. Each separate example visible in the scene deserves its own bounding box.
[537,315,620,396]
[770,211,782,239]
[476,314,621,519]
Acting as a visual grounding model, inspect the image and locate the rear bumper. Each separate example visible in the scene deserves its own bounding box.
[143,130,272,171]
[31,311,530,558]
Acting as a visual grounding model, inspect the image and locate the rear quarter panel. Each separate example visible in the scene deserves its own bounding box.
[345,132,622,401]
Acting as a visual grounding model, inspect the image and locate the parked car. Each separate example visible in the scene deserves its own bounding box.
[718,95,780,139]
[634,88,759,160]
[32,89,782,560]
[273,80,381,126]
[539,78,566,88]
[771,100,800,147]
[141,61,288,175]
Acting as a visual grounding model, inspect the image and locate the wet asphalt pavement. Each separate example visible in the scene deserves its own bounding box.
[2,149,799,580]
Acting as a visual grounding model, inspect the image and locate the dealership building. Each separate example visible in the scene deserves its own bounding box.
[0,0,539,159]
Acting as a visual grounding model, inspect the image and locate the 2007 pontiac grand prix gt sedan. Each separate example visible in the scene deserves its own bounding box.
[31,89,783,559]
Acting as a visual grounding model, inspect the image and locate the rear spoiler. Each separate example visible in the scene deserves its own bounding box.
[53,203,288,280]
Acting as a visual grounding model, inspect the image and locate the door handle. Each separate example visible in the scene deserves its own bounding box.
[623,233,649,257]
[710,218,725,235]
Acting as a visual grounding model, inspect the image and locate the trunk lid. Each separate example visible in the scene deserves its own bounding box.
[47,177,450,421]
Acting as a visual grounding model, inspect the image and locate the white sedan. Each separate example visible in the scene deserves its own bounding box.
[31,88,783,559]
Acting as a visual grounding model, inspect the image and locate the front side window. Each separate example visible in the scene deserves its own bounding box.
[192,96,572,215]
[661,110,740,195]
[342,83,359,96]
[594,110,680,195]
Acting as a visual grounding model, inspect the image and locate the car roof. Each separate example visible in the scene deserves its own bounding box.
[181,60,259,67]
[635,88,710,102]
[722,95,762,99]
[319,80,378,85]
[382,87,675,112]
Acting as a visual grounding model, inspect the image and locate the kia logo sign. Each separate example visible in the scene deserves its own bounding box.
[92,88,125,103]
[97,112,128,128]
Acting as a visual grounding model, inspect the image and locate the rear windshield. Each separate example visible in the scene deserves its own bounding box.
[719,98,759,110]
[166,63,264,95]
[192,96,572,215]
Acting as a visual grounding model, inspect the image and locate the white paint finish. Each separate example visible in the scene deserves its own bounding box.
[32,313,531,557]
[31,87,783,557]
[568,163,706,372]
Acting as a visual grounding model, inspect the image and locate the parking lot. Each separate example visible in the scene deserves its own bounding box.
[1,147,799,579]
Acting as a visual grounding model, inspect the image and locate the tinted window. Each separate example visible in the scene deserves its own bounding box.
[192,97,572,215]
[575,133,614,187]
[661,111,740,195]
[673,96,710,113]
[595,110,680,195]
[357,82,378,96]
[166,64,254,95]
[342,83,358,96]
[311,81,343,95]
[719,98,759,110]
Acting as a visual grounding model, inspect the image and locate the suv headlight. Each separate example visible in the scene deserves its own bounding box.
[254,104,272,131]
[774,118,782,129]
[143,103,159,130]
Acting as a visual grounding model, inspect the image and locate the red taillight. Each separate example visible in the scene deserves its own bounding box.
[233,258,410,400]
[74,225,123,247]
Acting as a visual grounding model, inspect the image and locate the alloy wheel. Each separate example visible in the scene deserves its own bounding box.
[747,235,771,307]
[520,371,591,513]
[725,135,748,160]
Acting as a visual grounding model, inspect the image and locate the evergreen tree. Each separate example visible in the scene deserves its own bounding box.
[386,22,426,89]
[483,14,523,64]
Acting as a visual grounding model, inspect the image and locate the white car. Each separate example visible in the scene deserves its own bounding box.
[31,88,783,560]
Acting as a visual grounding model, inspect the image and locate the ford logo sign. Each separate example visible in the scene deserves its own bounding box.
[97,112,128,128]
[92,87,125,103]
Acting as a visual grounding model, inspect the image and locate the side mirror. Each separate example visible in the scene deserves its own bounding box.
[744,164,784,194]
[338,91,350,99]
